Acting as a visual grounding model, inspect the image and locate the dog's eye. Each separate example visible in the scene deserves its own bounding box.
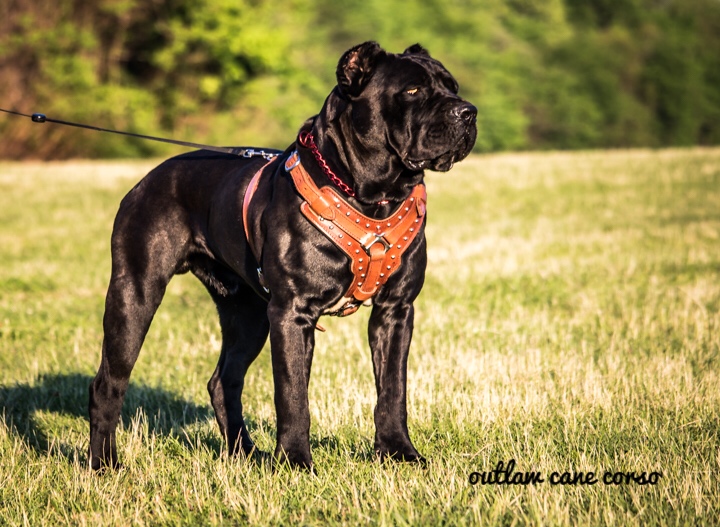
[405,88,419,95]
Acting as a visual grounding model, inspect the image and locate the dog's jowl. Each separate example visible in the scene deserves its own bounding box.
[89,41,477,470]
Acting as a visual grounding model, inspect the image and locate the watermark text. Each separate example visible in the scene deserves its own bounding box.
[469,459,662,486]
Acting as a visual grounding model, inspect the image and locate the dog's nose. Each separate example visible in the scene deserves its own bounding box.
[453,103,477,124]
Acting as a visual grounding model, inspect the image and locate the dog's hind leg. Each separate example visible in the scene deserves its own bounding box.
[89,198,189,471]
[206,287,269,457]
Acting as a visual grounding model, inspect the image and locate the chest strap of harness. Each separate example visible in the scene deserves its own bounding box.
[284,151,426,316]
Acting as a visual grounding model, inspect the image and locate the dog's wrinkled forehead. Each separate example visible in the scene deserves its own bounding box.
[335,41,461,101]
[385,51,460,95]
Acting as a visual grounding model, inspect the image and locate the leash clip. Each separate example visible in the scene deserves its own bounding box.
[241,148,279,161]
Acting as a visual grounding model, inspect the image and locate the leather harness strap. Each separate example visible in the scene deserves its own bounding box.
[241,150,427,318]
[242,159,274,262]
[284,151,427,316]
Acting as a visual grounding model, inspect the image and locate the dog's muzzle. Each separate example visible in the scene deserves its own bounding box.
[405,101,477,172]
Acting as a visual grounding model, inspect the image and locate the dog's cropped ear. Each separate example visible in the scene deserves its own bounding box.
[336,41,384,99]
[403,43,430,56]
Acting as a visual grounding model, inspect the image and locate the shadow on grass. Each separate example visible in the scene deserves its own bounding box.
[0,372,224,463]
[0,373,379,468]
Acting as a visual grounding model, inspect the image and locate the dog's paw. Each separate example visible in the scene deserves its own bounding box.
[273,448,315,473]
[376,448,427,467]
[90,458,124,474]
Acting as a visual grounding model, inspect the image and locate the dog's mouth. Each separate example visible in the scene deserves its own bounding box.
[404,158,431,171]
[405,153,454,172]
[404,128,476,173]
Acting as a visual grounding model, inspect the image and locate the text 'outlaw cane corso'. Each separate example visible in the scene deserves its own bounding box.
[89,41,477,471]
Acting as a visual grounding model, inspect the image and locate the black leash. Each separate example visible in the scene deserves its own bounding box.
[0,107,281,160]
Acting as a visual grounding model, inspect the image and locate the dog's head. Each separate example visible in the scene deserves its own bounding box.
[308,42,477,204]
[334,41,477,173]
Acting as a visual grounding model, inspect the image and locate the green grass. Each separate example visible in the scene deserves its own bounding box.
[1,149,719,525]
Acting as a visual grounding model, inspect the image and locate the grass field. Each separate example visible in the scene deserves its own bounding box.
[0,148,719,526]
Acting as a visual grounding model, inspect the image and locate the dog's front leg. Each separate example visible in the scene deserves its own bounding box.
[267,298,317,470]
[368,299,426,464]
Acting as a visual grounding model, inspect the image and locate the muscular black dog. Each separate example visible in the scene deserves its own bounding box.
[89,41,477,470]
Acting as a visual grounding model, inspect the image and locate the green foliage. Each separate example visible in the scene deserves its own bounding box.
[0,0,719,158]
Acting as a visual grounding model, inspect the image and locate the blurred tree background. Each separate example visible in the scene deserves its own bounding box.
[1,0,719,158]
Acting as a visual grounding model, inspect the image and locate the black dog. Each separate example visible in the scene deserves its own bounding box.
[89,41,477,470]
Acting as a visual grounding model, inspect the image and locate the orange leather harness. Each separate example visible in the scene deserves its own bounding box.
[243,151,427,317]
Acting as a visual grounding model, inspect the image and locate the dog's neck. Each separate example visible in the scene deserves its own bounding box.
[301,93,425,213]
